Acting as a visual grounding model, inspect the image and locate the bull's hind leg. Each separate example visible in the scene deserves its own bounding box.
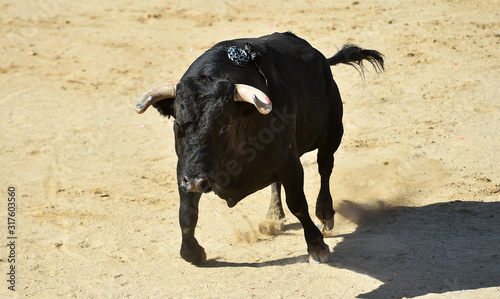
[266,182,285,221]
[315,123,343,232]
[315,148,335,231]
[278,154,330,263]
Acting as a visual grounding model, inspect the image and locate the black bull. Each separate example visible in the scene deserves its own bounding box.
[135,32,384,264]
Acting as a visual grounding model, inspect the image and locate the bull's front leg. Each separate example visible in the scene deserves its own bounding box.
[178,188,206,264]
[266,182,285,221]
[277,154,330,264]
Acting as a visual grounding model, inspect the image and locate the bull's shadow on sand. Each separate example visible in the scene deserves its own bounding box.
[203,201,500,298]
[332,200,500,298]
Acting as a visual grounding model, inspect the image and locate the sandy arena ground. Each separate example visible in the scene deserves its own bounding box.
[1,0,499,298]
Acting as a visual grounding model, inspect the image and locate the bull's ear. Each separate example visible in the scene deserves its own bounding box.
[152,98,176,118]
[135,81,178,116]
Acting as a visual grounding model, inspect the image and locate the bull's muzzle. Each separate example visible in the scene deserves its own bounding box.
[180,176,212,193]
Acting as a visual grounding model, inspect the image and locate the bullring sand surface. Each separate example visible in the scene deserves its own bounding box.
[1,0,499,298]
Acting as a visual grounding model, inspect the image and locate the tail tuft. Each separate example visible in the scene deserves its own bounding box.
[327,44,385,78]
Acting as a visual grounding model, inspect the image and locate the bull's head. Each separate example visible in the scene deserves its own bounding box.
[135,77,272,194]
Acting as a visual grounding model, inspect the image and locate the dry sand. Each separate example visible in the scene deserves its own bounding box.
[1,0,499,297]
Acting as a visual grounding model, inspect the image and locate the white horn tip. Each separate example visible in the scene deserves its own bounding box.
[253,95,272,114]
[135,95,152,114]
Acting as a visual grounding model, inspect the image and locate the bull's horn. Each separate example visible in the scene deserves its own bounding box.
[135,81,179,114]
[234,84,272,114]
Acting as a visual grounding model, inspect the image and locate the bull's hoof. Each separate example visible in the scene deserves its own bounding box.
[196,247,207,265]
[180,243,207,265]
[316,207,335,232]
[258,219,285,236]
[308,246,330,264]
[321,216,334,232]
[308,239,330,264]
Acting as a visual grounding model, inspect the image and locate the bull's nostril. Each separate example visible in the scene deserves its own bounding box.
[198,178,210,190]
[180,176,192,192]
[181,176,211,193]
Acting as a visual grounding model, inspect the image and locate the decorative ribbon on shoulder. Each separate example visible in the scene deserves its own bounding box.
[227,46,250,65]
[227,44,268,86]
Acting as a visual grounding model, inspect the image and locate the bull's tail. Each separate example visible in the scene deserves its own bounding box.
[327,44,385,77]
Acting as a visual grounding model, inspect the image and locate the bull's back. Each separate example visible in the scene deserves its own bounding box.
[264,33,342,154]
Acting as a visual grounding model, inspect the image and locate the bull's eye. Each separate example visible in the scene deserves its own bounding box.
[219,124,230,135]
[174,121,189,138]
[175,121,192,131]
[174,121,182,131]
